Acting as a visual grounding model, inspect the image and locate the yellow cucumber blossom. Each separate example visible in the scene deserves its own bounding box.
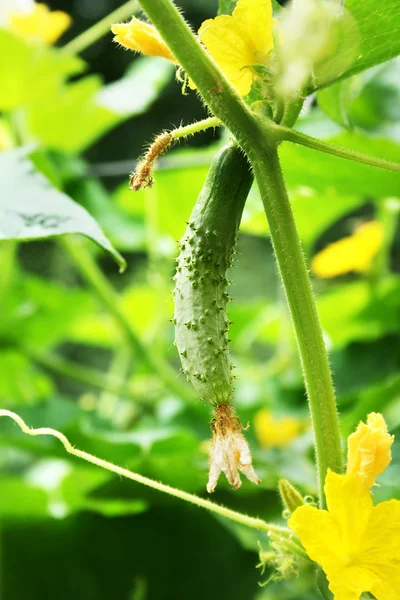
[207,404,260,493]
[111,17,177,63]
[311,221,383,279]
[347,412,394,489]
[5,2,71,45]
[254,408,303,448]
[198,0,275,96]
[289,413,400,600]
[112,0,275,96]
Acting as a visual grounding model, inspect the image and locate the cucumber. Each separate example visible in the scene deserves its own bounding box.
[173,144,253,406]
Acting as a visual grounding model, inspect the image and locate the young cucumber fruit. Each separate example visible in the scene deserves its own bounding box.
[173,144,252,406]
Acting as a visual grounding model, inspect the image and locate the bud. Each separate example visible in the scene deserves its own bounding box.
[111,18,177,63]
[279,479,305,515]
[346,412,394,489]
[207,404,260,493]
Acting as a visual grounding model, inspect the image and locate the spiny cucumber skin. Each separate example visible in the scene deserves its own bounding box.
[173,145,253,407]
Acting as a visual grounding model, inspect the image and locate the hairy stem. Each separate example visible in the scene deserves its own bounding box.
[63,0,139,55]
[280,127,400,173]
[250,143,343,503]
[171,117,221,140]
[0,409,290,537]
[61,236,197,403]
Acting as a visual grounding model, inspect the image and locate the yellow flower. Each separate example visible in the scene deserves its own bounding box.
[111,17,177,63]
[8,3,71,45]
[112,0,275,96]
[347,412,394,489]
[254,408,303,448]
[288,413,399,600]
[311,221,383,279]
[289,470,400,600]
[199,0,275,95]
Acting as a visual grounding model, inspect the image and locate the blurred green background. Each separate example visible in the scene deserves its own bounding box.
[1,0,400,598]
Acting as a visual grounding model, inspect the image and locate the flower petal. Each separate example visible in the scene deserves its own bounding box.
[199,16,254,95]
[325,471,373,552]
[347,412,393,489]
[112,18,177,62]
[288,505,341,568]
[232,0,274,56]
[359,499,400,591]
[326,565,373,600]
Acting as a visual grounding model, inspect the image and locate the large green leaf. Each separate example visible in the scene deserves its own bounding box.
[0,149,125,269]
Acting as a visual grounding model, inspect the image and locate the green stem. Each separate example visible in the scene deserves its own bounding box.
[250,144,343,503]
[61,236,197,403]
[63,0,139,55]
[280,127,400,173]
[19,344,141,402]
[171,117,221,140]
[0,409,289,537]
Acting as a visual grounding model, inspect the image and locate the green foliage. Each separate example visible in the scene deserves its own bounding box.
[341,0,400,79]
[1,0,400,598]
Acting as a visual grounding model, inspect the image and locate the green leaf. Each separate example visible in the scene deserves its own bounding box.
[218,0,238,15]
[0,350,53,407]
[349,59,400,140]
[342,0,400,80]
[317,79,358,128]
[27,76,118,153]
[280,131,400,197]
[1,275,94,347]
[0,149,125,270]
[97,56,174,118]
[0,30,84,111]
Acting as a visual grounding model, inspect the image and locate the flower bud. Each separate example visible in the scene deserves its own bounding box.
[279,479,305,515]
[112,18,177,62]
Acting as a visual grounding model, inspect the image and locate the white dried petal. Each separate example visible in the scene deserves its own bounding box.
[207,404,260,493]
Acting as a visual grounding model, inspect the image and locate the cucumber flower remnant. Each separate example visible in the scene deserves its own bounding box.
[289,413,399,600]
[2,2,71,45]
[112,0,275,96]
[311,221,383,278]
[207,404,260,493]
